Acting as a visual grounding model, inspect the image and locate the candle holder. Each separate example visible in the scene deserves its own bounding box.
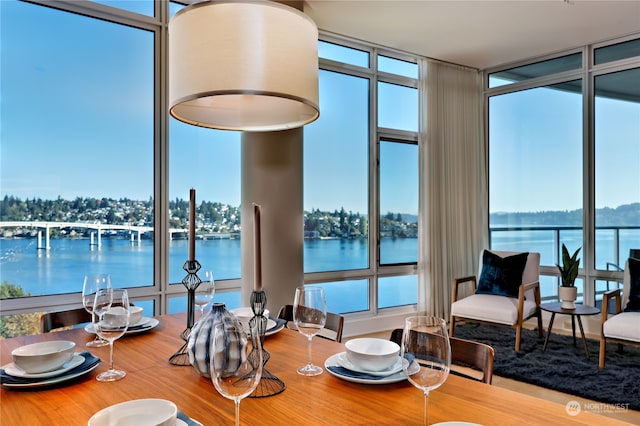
[247,290,285,397]
[169,259,202,366]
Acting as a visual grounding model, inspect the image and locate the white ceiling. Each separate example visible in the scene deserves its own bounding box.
[304,0,640,70]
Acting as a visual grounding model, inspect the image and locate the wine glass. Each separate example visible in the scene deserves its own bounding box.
[194,270,215,319]
[210,321,262,426]
[82,274,112,347]
[402,316,451,426]
[94,288,130,382]
[293,286,326,376]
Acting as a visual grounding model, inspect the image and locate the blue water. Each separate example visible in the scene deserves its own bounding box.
[491,229,640,296]
[2,230,638,310]
[491,229,640,269]
[0,237,417,295]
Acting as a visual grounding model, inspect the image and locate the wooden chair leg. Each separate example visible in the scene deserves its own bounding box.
[449,315,456,337]
[536,311,543,337]
[599,337,606,369]
[515,324,522,352]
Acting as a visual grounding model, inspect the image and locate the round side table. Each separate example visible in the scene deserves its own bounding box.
[540,302,600,359]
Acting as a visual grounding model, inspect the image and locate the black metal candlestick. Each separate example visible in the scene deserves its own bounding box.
[248,290,285,397]
[169,259,202,366]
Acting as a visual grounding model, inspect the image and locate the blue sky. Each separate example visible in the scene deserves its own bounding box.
[489,81,640,213]
[1,0,637,217]
[1,0,410,216]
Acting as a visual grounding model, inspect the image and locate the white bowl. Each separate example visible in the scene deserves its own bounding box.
[345,338,400,372]
[230,307,270,333]
[103,306,130,327]
[128,306,144,325]
[12,340,76,374]
[88,398,177,426]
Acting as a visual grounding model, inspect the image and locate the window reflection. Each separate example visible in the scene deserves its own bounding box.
[595,38,640,65]
[489,53,582,88]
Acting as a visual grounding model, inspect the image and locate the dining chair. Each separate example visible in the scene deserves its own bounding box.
[390,328,495,384]
[449,250,543,352]
[599,257,640,369]
[40,308,92,333]
[277,304,344,343]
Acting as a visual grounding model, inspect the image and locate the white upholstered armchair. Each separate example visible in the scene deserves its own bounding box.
[599,258,640,369]
[450,250,542,352]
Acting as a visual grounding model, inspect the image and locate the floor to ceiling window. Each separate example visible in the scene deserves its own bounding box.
[0,1,155,297]
[376,55,419,310]
[593,38,640,299]
[0,1,419,336]
[487,36,640,304]
[488,78,584,300]
[303,41,419,316]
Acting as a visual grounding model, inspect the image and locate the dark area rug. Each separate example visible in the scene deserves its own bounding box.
[454,323,640,410]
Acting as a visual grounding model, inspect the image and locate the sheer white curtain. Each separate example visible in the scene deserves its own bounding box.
[418,59,487,319]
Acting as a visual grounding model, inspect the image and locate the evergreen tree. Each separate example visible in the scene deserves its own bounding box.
[0,282,41,338]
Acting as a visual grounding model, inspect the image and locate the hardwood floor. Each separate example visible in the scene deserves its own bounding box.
[493,374,639,424]
[347,330,640,424]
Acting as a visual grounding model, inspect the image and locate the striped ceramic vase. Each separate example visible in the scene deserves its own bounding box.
[187,302,241,377]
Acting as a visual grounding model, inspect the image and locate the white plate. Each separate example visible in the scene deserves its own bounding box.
[124,318,159,334]
[3,353,84,379]
[336,352,403,376]
[130,316,151,327]
[85,318,159,335]
[325,352,419,384]
[265,319,285,337]
[1,355,100,388]
[88,399,177,426]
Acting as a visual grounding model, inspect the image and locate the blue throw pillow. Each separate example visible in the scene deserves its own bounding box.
[476,250,529,298]
[624,257,640,312]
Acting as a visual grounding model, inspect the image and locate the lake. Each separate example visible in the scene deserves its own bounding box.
[0,237,417,297]
[2,230,637,310]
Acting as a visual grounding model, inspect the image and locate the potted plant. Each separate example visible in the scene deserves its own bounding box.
[557,244,581,309]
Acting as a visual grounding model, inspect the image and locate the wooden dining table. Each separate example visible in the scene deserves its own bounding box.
[0,313,630,425]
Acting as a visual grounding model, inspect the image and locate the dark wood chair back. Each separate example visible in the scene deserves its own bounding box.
[277,304,344,343]
[40,308,92,333]
[390,328,495,384]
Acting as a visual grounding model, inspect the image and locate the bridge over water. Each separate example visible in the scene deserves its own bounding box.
[0,221,187,250]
